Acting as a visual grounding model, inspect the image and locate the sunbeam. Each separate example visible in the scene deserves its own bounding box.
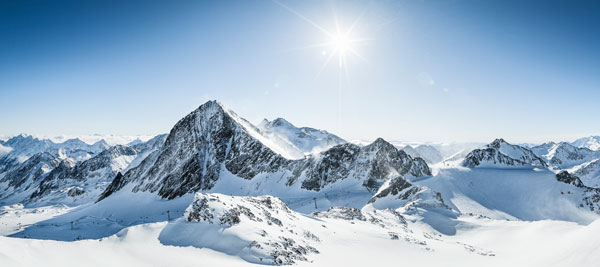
[272,0,370,133]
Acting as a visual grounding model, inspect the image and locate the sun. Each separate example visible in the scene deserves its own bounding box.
[273,0,368,71]
[325,29,365,69]
[273,0,370,133]
[332,33,351,53]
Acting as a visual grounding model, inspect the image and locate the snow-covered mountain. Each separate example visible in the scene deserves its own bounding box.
[29,145,138,204]
[0,153,61,204]
[574,159,600,188]
[462,139,547,168]
[0,134,167,206]
[0,134,109,172]
[400,145,420,159]
[531,142,600,169]
[3,100,600,266]
[47,134,155,146]
[0,135,111,205]
[99,101,432,206]
[257,117,346,156]
[401,144,443,164]
[572,136,600,151]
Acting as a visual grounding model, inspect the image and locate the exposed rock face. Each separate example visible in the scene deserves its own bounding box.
[311,206,367,221]
[312,206,409,228]
[299,139,431,192]
[100,101,432,202]
[367,176,451,212]
[0,131,170,205]
[0,152,59,190]
[462,148,527,168]
[0,135,52,174]
[556,171,585,188]
[369,176,416,202]
[0,135,111,201]
[549,144,589,167]
[574,159,600,188]
[0,135,108,169]
[298,143,361,191]
[462,139,547,168]
[532,142,600,169]
[100,101,292,200]
[159,193,320,265]
[555,171,600,212]
[29,145,137,202]
[131,134,168,153]
[0,152,61,202]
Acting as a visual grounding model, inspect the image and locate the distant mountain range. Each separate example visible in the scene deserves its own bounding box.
[2,100,600,265]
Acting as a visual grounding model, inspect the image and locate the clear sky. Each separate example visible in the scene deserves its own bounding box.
[1,0,599,143]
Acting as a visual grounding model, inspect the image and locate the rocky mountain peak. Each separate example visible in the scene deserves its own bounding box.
[104,145,137,158]
[92,139,110,150]
[365,138,396,152]
[99,100,292,200]
[271,118,295,128]
[463,139,547,168]
[98,102,431,204]
[488,138,508,149]
[57,157,77,169]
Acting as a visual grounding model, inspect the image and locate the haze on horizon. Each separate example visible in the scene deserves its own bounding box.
[1,0,599,144]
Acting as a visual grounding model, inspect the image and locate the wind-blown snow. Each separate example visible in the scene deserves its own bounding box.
[224,108,305,159]
[0,144,12,156]
[257,118,346,156]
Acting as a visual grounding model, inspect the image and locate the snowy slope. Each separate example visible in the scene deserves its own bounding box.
[4,100,600,266]
[416,167,600,224]
[257,118,346,156]
[572,136,600,151]
[415,145,444,164]
[159,193,321,265]
[401,145,443,164]
[400,145,421,158]
[531,142,600,169]
[574,159,600,188]
[3,215,600,267]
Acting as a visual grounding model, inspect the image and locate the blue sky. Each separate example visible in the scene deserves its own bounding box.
[1,0,599,143]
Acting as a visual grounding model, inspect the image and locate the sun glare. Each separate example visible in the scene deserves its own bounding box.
[273,0,368,71]
[332,33,351,53]
[273,0,370,133]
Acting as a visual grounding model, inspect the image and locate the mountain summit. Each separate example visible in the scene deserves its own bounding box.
[99,101,432,209]
[462,138,547,168]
